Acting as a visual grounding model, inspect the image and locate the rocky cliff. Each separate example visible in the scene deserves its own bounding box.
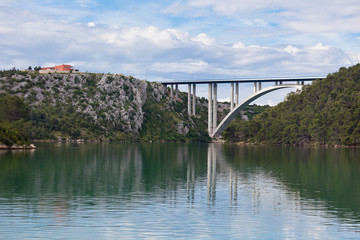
[0,71,211,141]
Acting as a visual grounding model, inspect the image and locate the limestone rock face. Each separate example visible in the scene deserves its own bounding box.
[0,73,169,135]
[176,122,189,135]
[0,71,267,142]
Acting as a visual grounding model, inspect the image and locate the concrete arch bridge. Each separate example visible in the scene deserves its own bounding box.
[161,77,323,138]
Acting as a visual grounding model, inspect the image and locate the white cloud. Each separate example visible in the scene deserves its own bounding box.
[191,33,216,46]
[349,53,360,63]
[232,42,246,49]
[241,18,269,28]
[266,99,275,106]
[0,5,353,78]
[1,1,359,104]
[87,22,96,27]
[73,0,99,8]
[151,60,210,73]
[284,45,300,55]
[165,0,360,35]
[307,43,330,51]
[218,97,230,102]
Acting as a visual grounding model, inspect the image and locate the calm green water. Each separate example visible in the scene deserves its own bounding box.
[0,143,359,239]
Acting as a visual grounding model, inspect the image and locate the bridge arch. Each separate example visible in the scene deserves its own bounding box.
[210,84,303,138]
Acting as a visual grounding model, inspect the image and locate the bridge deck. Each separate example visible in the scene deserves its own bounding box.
[161,77,323,85]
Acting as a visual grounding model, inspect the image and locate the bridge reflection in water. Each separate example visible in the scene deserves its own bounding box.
[207,144,217,203]
[203,143,360,221]
[206,143,240,207]
[206,143,259,210]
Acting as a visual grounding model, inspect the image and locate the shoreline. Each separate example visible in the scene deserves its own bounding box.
[0,144,37,150]
[2,140,358,149]
[229,141,360,148]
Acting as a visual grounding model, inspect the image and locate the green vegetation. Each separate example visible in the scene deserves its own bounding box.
[140,92,210,142]
[0,94,31,146]
[236,104,270,121]
[0,70,213,143]
[223,64,360,146]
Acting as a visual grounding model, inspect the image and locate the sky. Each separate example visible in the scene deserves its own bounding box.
[1,0,360,104]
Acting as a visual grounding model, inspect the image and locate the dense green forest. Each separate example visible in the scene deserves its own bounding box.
[0,94,31,146]
[223,64,360,146]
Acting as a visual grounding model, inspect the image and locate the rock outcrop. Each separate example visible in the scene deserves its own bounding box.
[0,72,210,141]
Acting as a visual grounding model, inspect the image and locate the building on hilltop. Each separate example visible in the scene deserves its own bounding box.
[40,64,79,73]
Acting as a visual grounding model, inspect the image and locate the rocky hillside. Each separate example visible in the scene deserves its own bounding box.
[0,70,215,142]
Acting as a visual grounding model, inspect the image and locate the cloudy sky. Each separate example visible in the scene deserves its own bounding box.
[1,0,360,104]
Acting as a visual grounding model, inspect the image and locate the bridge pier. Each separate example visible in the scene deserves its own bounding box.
[213,83,217,132]
[193,84,196,115]
[230,83,234,111]
[175,84,178,99]
[236,83,239,105]
[208,84,213,134]
[254,82,257,93]
[188,84,191,115]
[187,84,197,116]
[259,82,262,91]
[169,84,179,101]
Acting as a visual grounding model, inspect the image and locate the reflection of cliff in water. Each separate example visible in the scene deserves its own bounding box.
[0,143,208,199]
[222,144,360,223]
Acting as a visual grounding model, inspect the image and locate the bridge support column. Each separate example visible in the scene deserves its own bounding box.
[193,84,196,116]
[275,81,278,86]
[208,84,213,134]
[297,81,300,85]
[301,81,304,85]
[175,84,178,100]
[280,81,283,85]
[188,84,191,115]
[235,83,239,106]
[213,83,217,132]
[230,83,234,111]
[254,82,257,93]
[259,82,262,91]
[170,84,174,98]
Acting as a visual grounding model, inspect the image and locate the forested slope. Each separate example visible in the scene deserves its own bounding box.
[223,64,360,146]
[0,94,31,146]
